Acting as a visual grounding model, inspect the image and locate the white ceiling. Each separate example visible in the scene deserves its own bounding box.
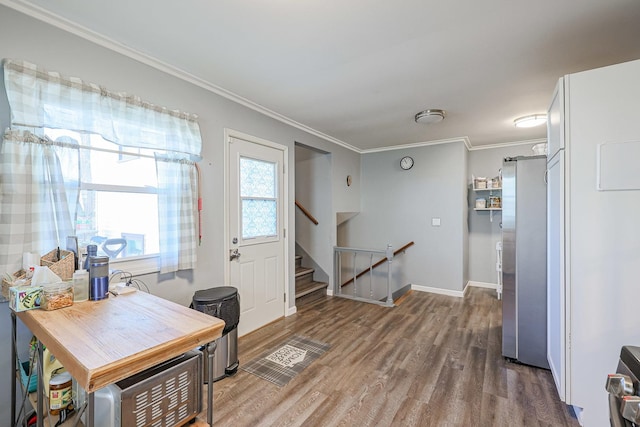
[4,0,640,152]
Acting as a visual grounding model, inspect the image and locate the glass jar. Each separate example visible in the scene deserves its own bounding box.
[41,282,74,310]
[49,371,72,415]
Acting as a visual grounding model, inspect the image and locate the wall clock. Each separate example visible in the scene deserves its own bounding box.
[400,156,414,170]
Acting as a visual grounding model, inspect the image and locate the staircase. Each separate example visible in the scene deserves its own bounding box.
[295,255,328,301]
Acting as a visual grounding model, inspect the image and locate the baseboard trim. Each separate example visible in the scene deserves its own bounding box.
[468,280,498,290]
[411,284,465,298]
[286,306,297,316]
[326,289,334,296]
[393,284,412,300]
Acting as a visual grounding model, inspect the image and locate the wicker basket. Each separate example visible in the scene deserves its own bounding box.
[40,249,75,281]
[2,270,26,299]
[1,249,75,299]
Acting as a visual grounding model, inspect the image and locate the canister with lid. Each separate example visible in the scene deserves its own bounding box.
[41,282,74,310]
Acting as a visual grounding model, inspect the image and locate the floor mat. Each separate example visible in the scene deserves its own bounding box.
[240,335,330,387]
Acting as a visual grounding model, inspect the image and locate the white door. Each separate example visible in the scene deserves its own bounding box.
[227,133,286,337]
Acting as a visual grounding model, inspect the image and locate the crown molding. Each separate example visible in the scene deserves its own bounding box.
[362,136,471,154]
[468,137,547,151]
[0,0,362,154]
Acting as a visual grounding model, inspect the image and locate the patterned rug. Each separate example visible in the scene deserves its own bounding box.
[241,335,330,387]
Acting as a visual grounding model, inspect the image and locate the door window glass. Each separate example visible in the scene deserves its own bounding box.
[240,157,277,239]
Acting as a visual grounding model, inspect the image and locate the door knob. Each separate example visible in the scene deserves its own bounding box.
[229,248,241,261]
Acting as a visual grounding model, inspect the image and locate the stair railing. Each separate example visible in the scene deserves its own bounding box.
[295,200,319,225]
[341,241,415,288]
[333,244,397,307]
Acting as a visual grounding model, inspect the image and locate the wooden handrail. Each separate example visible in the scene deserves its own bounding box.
[341,241,415,287]
[295,200,319,225]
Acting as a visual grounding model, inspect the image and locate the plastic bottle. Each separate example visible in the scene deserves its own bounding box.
[73,270,89,302]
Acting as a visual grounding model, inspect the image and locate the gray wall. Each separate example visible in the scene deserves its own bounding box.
[0,6,361,423]
[341,141,468,293]
[467,142,540,284]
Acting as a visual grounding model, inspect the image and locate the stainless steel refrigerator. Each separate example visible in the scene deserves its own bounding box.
[501,155,548,369]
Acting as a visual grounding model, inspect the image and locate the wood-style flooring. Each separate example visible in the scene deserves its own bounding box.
[205,287,579,427]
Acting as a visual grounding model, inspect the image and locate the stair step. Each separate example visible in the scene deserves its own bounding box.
[295,266,314,277]
[295,255,303,268]
[295,281,328,299]
[295,266,314,287]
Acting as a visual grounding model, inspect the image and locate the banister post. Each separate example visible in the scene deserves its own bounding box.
[385,244,394,306]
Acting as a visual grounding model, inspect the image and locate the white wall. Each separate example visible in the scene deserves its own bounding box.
[295,145,332,282]
[0,6,361,423]
[341,141,468,293]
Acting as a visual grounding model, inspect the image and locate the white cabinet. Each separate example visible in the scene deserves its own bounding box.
[546,149,566,401]
[546,59,640,427]
[547,78,565,159]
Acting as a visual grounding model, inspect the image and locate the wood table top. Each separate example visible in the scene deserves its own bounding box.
[17,290,225,392]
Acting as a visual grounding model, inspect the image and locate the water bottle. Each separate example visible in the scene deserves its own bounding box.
[84,244,97,271]
[89,256,109,301]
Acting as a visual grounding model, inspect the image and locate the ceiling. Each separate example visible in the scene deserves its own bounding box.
[4,0,640,152]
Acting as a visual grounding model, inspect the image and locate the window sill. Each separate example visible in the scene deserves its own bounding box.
[110,254,159,277]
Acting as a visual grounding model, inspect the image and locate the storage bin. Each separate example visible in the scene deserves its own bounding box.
[474,177,487,189]
[20,360,37,393]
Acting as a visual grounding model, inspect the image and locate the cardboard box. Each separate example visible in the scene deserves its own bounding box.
[9,286,42,311]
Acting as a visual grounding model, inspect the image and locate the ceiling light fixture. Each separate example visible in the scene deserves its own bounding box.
[514,114,547,128]
[415,109,446,124]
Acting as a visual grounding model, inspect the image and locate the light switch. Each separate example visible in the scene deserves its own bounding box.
[432,218,441,227]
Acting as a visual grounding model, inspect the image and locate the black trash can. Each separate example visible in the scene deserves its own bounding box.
[192,286,240,382]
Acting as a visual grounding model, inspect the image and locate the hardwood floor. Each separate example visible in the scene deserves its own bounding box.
[205,287,579,427]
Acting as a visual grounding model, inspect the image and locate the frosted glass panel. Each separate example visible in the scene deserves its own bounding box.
[240,156,278,239]
[242,199,277,239]
[240,157,275,198]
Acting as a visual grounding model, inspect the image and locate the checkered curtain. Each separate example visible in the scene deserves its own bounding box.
[2,59,202,274]
[3,59,202,158]
[0,130,79,276]
[155,155,198,273]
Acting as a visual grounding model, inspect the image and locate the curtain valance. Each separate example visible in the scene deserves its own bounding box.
[3,59,202,158]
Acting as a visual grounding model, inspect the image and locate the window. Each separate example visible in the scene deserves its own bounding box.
[45,129,160,260]
[240,157,278,240]
[0,59,203,276]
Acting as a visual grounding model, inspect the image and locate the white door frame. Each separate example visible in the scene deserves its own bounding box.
[223,128,290,329]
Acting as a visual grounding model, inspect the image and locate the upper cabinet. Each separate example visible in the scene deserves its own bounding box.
[547,78,565,160]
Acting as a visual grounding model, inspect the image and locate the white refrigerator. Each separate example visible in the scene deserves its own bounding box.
[546,58,640,426]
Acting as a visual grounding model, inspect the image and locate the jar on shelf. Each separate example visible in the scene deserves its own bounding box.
[489,196,502,208]
[475,198,487,208]
[49,370,72,415]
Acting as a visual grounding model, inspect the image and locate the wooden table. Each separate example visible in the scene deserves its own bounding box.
[12,290,225,427]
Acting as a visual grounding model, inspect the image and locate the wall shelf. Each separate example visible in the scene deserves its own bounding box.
[472,175,502,222]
